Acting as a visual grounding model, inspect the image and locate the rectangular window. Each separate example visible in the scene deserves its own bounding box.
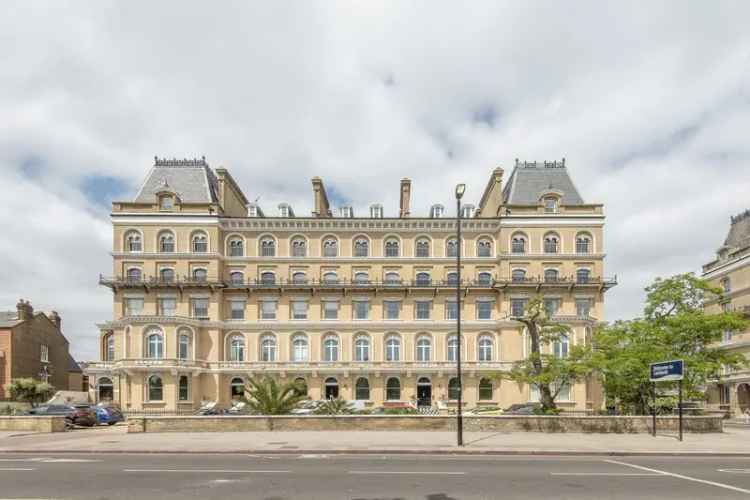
[124,298,144,316]
[415,301,431,320]
[477,301,493,320]
[575,298,592,317]
[230,300,245,320]
[291,301,308,320]
[159,298,176,316]
[260,301,277,320]
[192,298,209,318]
[353,300,369,320]
[323,301,338,320]
[40,344,49,363]
[384,301,400,320]
[511,298,527,317]
[446,300,458,320]
[178,375,189,401]
[544,298,561,317]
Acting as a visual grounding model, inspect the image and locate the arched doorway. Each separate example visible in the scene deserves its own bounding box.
[324,377,339,399]
[417,377,432,407]
[293,377,308,397]
[98,377,114,402]
[230,377,245,400]
[738,383,750,412]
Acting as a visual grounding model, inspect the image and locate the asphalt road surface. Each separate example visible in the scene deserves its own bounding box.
[2,453,750,499]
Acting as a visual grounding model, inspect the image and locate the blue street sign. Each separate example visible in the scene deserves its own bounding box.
[649,360,684,382]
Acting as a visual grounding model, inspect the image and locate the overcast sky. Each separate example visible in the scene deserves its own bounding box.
[1,2,749,362]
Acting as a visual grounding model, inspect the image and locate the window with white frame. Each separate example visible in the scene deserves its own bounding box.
[192,298,209,318]
[323,238,338,257]
[159,297,176,316]
[146,330,164,359]
[447,336,458,362]
[384,272,401,285]
[159,268,175,283]
[192,268,208,282]
[291,300,308,320]
[40,344,49,363]
[430,204,444,218]
[415,301,431,320]
[576,268,591,284]
[477,239,492,257]
[291,237,307,257]
[229,271,244,285]
[544,298,561,317]
[124,297,144,316]
[415,238,430,257]
[415,272,431,286]
[354,238,369,257]
[511,268,527,283]
[322,300,338,320]
[477,300,493,320]
[260,300,276,319]
[385,336,400,361]
[416,336,431,361]
[543,234,559,254]
[575,298,592,317]
[478,336,493,361]
[354,335,370,361]
[229,299,245,320]
[544,269,559,282]
[228,335,245,362]
[384,238,400,257]
[322,271,338,284]
[178,332,190,360]
[446,300,458,320]
[148,375,163,401]
[260,238,275,257]
[477,272,492,286]
[125,231,142,252]
[354,272,369,284]
[292,271,307,284]
[576,234,591,254]
[511,298,528,317]
[553,334,569,358]
[158,231,175,253]
[104,334,115,361]
[292,335,308,361]
[511,235,526,254]
[192,233,208,253]
[229,237,244,257]
[323,336,339,362]
[384,301,401,320]
[159,195,173,211]
[126,268,142,282]
[543,197,558,213]
[261,335,276,361]
[260,272,276,284]
[446,272,459,285]
[353,300,369,320]
[370,204,383,218]
[446,238,458,257]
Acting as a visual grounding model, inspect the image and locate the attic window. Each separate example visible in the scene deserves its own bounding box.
[370,204,383,219]
[248,205,259,217]
[543,197,558,214]
[461,204,475,218]
[430,205,444,218]
[278,203,293,218]
[340,206,353,218]
[159,196,174,211]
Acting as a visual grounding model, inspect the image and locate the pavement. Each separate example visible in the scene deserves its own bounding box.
[3,453,750,498]
[2,425,750,456]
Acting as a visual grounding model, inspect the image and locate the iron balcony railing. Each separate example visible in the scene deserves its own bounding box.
[99,275,224,289]
[224,277,497,289]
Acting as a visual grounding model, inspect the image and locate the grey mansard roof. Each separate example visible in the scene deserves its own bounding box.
[502,161,585,205]
[722,210,750,250]
[133,157,219,204]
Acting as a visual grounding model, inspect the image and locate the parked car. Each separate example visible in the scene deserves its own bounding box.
[69,405,98,427]
[94,405,125,425]
[27,404,96,427]
[502,403,540,415]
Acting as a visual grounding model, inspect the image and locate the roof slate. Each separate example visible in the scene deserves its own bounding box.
[0,311,21,328]
[133,159,219,204]
[502,164,584,205]
[724,210,750,250]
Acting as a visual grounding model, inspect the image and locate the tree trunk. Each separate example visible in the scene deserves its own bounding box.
[525,319,557,412]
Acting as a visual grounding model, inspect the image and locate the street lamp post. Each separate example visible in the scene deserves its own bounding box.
[455,183,466,447]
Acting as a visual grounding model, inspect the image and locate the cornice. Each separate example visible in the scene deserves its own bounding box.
[219,218,501,233]
[702,252,750,280]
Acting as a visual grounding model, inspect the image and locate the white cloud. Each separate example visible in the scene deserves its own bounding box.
[1,1,749,360]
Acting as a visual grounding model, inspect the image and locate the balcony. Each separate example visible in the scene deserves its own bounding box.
[99,275,224,291]
[86,358,209,372]
[223,277,497,291]
[210,360,514,373]
[497,275,617,291]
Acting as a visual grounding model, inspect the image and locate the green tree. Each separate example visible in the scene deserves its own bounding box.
[243,377,308,415]
[313,397,356,415]
[593,273,748,414]
[4,378,54,407]
[496,296,595,412]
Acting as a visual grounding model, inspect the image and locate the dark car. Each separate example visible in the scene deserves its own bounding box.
[69,405,97,427]
[27,404,95,427]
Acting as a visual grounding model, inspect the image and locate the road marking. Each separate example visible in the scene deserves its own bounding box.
[349,471,466,475]
[604,460,750,495]
[718,469,750,474]
[123,469,290,473]
[0,468,36,471]
[550,472,662,477]
[0,458,99,463]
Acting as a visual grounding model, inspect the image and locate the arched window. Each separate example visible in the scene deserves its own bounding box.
[415,272,431,286]
[259,238,275,257]
[292,271,307,284]
[192,232,208,253]
[290,237,307,257]
[98,377,113,402]
[292,335,308,362]
[354,335,370,362]
[260,271,275,285]
[229,237,244,257]
[576,234,591,254]
[323,336,339,362]
[477,239,492,257]
[446,272,459,286]
[125,231,142,252]
[323,238,338,257]
[447,335,459,362]
[385,336,400,362]
[146,330,164,359]
[384,238,400,257]
[448,377,461,400]
[104,334,115,361]
[511,234,526,254]
[543,197,559,213]
[260,335,276,362]
[543,233,559,254]
[576,268,591,284]
[159,195,174,210]
[158,231,175,253]
[477,272,492,286]
[385,272,401,285]
[446,238,458,257]
[230,377,245,399]
[415,238,430,258]
[354,272,369,284]
[355,377,370,400]
[553,334,569,358]
[354,238,369,257]
[229,271,244,285]
[147,375,163,401]
[178,375,189,401]
[511,268,526,283]
[126,268,142,282]
[324,377,339,399]
[178,331,190,360]
[544,269,559,282]
[478,336,493,361]
[386,377,401,400]
[159,268,175,283]
[478,378,493,400]
[416,336,431,362]
[228,334,245,362]
[322,271,338,284]
[192,268,208,282]
[293,377,307,397]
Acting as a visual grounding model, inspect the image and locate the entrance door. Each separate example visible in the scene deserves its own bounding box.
[324,377,339,399]
[417,377,432,407]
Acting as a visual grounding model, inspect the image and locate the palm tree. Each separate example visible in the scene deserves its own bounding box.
[244,377,307,415]
[313,397,356,415]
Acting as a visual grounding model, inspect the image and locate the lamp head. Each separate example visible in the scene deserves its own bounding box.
[455,183,466,200]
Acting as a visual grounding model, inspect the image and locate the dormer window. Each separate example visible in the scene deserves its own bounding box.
[543,197,559,214]
[461,204,475,218]
[247,203,263,217]
[339,206,353,218]
[278,203,293,218]
[430,204,444,218]
[159,195,174,211]
[370,204,383,219]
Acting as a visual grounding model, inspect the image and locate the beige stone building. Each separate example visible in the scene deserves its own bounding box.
[703,210,750,414]
[86,157,615,412]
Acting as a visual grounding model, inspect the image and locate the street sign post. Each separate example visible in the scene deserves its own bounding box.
[649,360,685,441]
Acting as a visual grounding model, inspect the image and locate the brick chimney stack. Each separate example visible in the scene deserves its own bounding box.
[311,177,332,218]
[16,299,33,321]
[399,178,412,218]
[50,311,61,330]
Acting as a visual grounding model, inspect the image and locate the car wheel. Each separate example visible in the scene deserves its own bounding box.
[108,422,116,426]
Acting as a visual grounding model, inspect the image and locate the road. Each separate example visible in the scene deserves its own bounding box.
[2,453,750,499]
